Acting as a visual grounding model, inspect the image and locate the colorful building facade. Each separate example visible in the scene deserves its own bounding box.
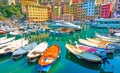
[70,4,77,19]
[63,3,70,14]
[26,5,48,23]
[82,2,87,20]
[51,6,61,20]
[87,0,95,20]
[71,0,78,4]
[100,3,112,18]
[94,0,104,19]
[78,0,84,3]
[82,0,95,20]
[61,14,74,22]
[77,3,83,20]
[20,0,38,13]
[94,5,101,19]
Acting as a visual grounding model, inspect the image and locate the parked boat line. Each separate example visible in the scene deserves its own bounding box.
[0,22,120,73]
[0,38,28,55]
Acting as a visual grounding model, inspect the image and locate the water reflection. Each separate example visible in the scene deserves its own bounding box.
[0,55,11,63]
[66,51,101,70]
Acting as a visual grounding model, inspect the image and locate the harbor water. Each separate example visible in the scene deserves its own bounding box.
[0,25,120,73]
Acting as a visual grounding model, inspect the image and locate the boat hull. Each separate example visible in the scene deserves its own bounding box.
[27,42,48,62]
[38,44,60,66]
[65,44,102,63]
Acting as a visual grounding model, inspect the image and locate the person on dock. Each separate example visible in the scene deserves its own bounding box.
[109,28,114,36]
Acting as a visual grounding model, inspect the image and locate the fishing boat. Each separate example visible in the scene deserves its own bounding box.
[79,39,114,53]
[96,33,120,42]
[0,37,15,45]
[0,30,6,34]
[65,44,102,63]
[38,44,60,67]
[12,42,37,59]
[27,42,48,62]
[0,38,28,55]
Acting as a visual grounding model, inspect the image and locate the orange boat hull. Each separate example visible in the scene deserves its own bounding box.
[38,44,60,66]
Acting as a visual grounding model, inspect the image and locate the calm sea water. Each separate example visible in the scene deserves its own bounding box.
[0,26,120,73]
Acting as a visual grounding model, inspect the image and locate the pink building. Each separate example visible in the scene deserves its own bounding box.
[100,3,112,18]
[61,14,74,22]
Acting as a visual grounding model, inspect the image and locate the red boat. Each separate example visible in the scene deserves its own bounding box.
[0,30,6,34]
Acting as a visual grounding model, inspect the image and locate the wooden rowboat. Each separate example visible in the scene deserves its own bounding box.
[75,43,107,58]
[79,39,114,53]
[27,42,48,62]
[65,44,102,63]
[0,38,28,55]
[87,38,110,47]
[38,44,60,66]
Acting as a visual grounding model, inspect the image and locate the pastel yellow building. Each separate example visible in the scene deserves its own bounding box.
[63,3,70,14]
[95,0,104,5]
[20,0,38,13]
[70,4,77,19]
[26,5,48,23]
[94,5,100,19]
[63,3,77,19]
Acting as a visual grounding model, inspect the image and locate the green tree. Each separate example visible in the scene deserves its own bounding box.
[0,4,23,20]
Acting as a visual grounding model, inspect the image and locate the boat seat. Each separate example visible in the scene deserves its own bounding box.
[32,51,40,55]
